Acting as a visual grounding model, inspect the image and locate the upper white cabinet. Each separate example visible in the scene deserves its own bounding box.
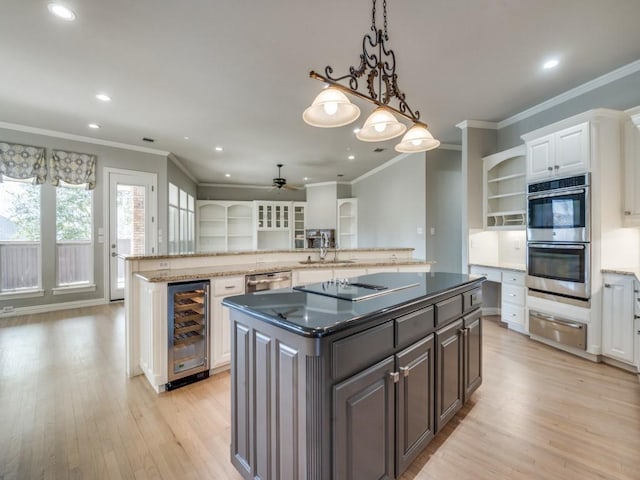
[602,273,636,365]
[623,111,640,225]
[293,202,306,249]
[197,201,255,252]
[337,198,358,249]
[525,122,590,181]
[255,201,290,230]
[483,145,526,229]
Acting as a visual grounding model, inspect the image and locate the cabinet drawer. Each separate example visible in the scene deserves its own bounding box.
[395,306,434,348]
[501,303,524,326]
[501,283,525,306]
[435,295,463,327]
[469,266,501,283]
[332,321,394,380]
[463,288,483,313]
[213,276,245,296]
[501,271,525,286]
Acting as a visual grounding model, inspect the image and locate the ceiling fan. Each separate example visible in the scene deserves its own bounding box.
[272,164,300,190]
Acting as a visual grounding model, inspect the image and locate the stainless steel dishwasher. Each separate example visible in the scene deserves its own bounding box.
[245,271,292,293]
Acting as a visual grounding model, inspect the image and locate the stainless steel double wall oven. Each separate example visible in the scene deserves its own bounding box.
[526,173,590,302]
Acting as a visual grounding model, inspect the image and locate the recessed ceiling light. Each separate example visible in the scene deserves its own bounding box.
[353,127,361,134]
[303,177,309,181]
[348,155,355,160]
[543,59,559,70]
[95,93,111,102]
[183,136,189,140]
[88,123,100,129]
[225,173,231,178]
[215,146,223,152]
[48,3,76,21]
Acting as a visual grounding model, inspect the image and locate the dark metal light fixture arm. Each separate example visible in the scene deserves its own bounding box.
[309,70,428,129]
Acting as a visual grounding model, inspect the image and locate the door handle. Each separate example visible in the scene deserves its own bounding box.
[111,252,118,257]
[389,371,400,383]
[399,366,410,378]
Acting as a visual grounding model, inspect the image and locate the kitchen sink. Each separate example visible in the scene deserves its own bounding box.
[298,260,356,265]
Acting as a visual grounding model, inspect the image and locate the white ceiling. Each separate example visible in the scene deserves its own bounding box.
[1,0,640,186]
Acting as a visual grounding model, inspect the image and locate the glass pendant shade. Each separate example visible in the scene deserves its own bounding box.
[302,87,360,128]
[356,107,406,142]
[394,124,441,152]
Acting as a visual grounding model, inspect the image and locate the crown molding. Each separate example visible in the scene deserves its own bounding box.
[456,120,498,130]
[168,153,198,184]
[198,182,276,189]
[439,143,462,151]
[499,58,640,129]
[351,153,411,184]
[0,121,170,156]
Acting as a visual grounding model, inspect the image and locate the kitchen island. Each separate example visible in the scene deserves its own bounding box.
[223,271,485,480]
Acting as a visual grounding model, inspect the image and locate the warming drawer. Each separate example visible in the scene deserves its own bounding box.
[529,310,586,350]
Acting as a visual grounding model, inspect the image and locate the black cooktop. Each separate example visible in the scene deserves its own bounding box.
[293,277,419,301]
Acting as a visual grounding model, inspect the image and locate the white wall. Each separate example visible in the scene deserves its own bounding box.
[352,154,426,260]
[426,149,463,272]
[305,183,338,229]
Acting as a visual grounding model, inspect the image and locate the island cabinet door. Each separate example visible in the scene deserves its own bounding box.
[395,334,435,476]
[333,356,395,480]
[463,309,482,401]
[435,319,464,432]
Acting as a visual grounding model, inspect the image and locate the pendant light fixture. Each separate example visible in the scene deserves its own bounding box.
[303,0,439,153]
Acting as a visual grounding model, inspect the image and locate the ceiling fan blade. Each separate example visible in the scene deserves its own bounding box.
[283,184,300,191]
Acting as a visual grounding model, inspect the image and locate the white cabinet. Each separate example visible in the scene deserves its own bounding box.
[483,145,526,229]
[197,201,255,252]
[211,276,245,370]
[294,269,333,285]
[337,198,358,249]
[501,271,526,333]
[602,273,636,365]
[623,113,640,225]
[293,202,306,249]
[525,122,590,181]
[255,201,290,230]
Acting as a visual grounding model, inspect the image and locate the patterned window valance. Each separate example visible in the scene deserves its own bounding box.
[0,141,47,184]
[50,150,97,190]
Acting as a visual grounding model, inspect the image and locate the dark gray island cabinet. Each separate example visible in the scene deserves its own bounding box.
[223,272,485,480]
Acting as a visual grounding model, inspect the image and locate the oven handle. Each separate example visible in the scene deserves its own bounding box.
[247,277,289,286]
[530,311,584,329]
[528,243,585,250]
[528,188,585,200]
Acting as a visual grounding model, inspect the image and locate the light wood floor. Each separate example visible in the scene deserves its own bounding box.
[0,306,638,480]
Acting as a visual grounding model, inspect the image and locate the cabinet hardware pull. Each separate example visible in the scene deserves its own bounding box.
[389,371,400,383]
[624,211,631,215]
[547,166,553,171]
[400,366,410,377]
[604,283,611,288]
[634,315,640,319]
[509,293,516,297]
[225,285,235,289]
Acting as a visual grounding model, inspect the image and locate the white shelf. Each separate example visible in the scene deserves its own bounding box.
[487,191,526,200]
[199,218,225,222]
[487,173,525,184]
[487,210,526,217]
[199,234,225,238]
[483,146,526,230]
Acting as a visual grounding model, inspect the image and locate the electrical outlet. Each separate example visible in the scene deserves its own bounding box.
[2,306,14,313]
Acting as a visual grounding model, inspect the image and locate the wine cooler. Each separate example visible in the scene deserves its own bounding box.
[167,280,210,390]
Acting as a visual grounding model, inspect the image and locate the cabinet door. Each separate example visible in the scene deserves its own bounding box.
[555,122,590,176]
[212,296,232,368]
[602,275,635,364]
[435,319,463,432]
[463,310,482,400]
[396,335,435,476]
[527,134,554,180]
[333,356,395,480]
[624,118,640,224]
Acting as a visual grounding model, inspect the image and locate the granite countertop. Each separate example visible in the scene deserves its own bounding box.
[601,267,640,281]
[469,262,526,272]
[135,259,434,282]
[124,247,415,261]
[223,272,484,338]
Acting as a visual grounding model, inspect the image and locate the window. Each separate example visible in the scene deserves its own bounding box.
[56,186,93,286]
[168,183,194,254]
[0,178,41,292]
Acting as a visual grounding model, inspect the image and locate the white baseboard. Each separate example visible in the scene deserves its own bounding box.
[0,297,108,317]
[481,307,501,316]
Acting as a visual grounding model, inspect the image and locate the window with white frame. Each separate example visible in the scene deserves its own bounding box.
[0,178,42,292]
[168,183,194,254]
[55,185,93,286]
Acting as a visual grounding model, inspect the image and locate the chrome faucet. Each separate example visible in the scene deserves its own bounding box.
[319,232,329,261]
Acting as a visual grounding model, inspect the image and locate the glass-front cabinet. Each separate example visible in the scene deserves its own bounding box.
[255,202,290,230]
[293,202,306,248]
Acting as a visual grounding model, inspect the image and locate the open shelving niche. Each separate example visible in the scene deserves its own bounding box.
[483,145,527,229]
[196,201,255,252]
